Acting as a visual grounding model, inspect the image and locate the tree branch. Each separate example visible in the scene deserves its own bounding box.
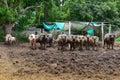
[12,5,41,28]
[19,5,41,14]
[1,0,8,7]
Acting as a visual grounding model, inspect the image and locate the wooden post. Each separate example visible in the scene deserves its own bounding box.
[68,21,71,48]
[109,24,111,34]
[68,21,71,36]
[101,22,104,47]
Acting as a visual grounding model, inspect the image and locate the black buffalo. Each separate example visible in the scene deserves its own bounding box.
[104,33,115,49]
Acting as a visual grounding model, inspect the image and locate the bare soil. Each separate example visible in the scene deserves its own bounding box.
[0,42,120,80]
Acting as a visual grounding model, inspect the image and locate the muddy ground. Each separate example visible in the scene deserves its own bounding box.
[0,42,120,80]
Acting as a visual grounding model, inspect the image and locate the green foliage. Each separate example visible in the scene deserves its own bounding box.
[43,0,70,21]
[104,26,109,33]
[0,27,5,42]
[71,24,86,35]
[115,37,120,42]
[0,3,17,23]
[69,0,120,24]
[13,32,28,42]
[14,11,36,31]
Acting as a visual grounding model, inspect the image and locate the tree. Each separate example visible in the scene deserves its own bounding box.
[0,0,41,34]
[0,0,17,34]
[0,0,120,35]
[69,0,120,24]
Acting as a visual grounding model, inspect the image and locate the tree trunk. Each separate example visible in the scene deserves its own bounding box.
[1,0,8,7]
[4,22,12,34]
[44,2,48,21]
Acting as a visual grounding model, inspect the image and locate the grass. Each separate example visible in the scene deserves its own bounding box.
[115,37,120,42]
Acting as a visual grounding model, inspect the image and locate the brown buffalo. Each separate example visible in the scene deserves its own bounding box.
[77,35,86,50]
[84,35,99,50]
[36,33,48,50]
[56,34,68,50]
[46,34,54,47]
[67,35,78,50]
[84,35,91,50]
[28,34,36,49]
[89,36,99,50]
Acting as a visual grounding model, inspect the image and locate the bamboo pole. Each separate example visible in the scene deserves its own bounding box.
[68,21,71,36]
[109,24,111,34]
[101,22,104,47]
[68,21,71,49]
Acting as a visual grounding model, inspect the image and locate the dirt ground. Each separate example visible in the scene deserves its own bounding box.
[0,42,120,80]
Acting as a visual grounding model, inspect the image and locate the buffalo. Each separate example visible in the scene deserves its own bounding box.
[67,35,78,50]
[28,34,37,49]
[36,33,48,50]
[84,35,99,50]
[104,33,115,49]
[84,34,91,50]
[89,36,99,50]
[56,34,68,50]
[46,34,54,47]
[5,34,16,45]
[77,35,86,50]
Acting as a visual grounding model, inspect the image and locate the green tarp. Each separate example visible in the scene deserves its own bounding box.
[43,22,65,31]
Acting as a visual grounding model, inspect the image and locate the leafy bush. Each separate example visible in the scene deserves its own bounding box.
[14,11,36,32]
[0,27,5,42]
[115,37,120,42]
[13,32,28,42]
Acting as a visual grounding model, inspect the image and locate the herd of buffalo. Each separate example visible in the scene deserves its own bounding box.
[5,32,116,51]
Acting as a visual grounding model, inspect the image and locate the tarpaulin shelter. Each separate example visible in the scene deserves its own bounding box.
[42,21,112,47]
[87,29,94,35]
[43,22,65,31]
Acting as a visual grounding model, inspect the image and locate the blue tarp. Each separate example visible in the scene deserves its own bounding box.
[43,22,65,31]
[55,22,64,30]
[43,23,55,30]
[87,29,94,35]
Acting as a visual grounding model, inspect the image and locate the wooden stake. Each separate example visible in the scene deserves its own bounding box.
[101,22,104,47]
[109,24,111,34]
